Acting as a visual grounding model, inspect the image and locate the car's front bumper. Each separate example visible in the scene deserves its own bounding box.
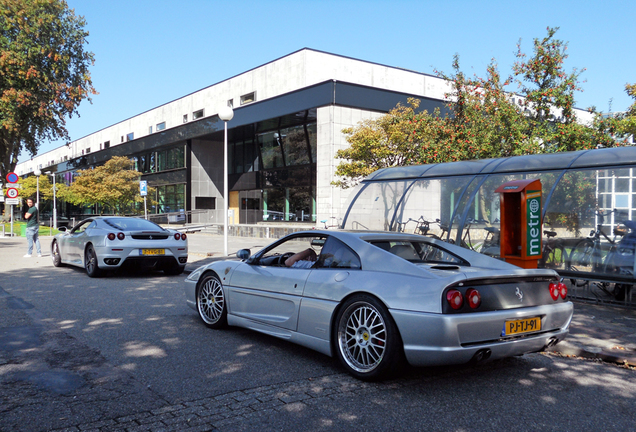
[391,302,573,366]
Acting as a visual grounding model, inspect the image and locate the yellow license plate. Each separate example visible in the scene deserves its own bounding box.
[141,248,165,256]
[503,317,541,336]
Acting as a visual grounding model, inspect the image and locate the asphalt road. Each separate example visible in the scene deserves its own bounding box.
[1,234,636,431]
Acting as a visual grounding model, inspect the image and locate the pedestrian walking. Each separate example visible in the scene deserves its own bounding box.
[24,198,42,257]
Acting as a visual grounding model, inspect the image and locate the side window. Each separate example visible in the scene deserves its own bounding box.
[316,237,361,269]
[72,220,93,234]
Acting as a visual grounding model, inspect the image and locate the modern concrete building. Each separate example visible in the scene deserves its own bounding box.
[14,48,594,229]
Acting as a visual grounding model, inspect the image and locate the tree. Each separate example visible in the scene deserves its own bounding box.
[333,99,435,188]
[0,0,96,181]
[17,173,67,202]
[432,56,535,161]
[511,27,606,153]
[67,156,151,215]
[334,27,621,188]
[616,83,636,139]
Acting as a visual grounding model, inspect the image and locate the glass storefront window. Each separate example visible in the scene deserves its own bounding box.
[259,131,284,169]
[157,146,185,172]
[156,184,185,214]
[281,124,310,166]
[262,187,314,222]
[307,123,317,164]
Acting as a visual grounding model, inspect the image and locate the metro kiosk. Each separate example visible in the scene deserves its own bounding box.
[495,179,543,269]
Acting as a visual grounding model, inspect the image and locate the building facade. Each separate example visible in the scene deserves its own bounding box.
[14,49,594,227]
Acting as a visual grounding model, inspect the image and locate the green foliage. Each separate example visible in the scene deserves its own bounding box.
[17,173,68,202]
[0,0,96,183]
[333,27,623,188]
[67,156,153,215]
[333,99,431,188]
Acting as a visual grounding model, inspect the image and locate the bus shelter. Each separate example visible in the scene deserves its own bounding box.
[342,146,636,304]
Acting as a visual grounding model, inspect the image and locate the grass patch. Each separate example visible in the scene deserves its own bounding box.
[1,221,62,237]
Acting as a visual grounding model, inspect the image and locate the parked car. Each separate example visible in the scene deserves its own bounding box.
[184,230,573,381]
[51,216,188,277]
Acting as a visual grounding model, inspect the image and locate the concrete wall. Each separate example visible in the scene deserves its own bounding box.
[315,106,384,226]
[190,138,223,225]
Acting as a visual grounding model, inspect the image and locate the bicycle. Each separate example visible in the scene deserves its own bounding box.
[457,219,489,253]
[565,209,628,298]
[538,228,566,270]
[321,217,341,229]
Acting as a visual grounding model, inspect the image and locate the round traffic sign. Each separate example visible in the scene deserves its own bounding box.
[6,172,19,183]
[6,187,19,199]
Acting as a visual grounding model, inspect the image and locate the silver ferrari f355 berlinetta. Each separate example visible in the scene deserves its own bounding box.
[184,230,572,381]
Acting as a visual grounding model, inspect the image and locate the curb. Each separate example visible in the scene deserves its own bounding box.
[548,341,636,367]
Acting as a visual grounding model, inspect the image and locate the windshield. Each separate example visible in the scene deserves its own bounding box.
[368,240,468,265]
[103,218,164,231]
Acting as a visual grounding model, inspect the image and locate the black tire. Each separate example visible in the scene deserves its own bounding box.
[542,244,565,269]
[196,274,227,329]
[566,239,595,271]
[333,294,404,381]
[164,263,185,275]
[613,284,628,301]
[51,240,64,267]
[85,244,102,278]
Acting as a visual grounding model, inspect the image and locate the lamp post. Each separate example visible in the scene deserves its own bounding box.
[34,169,41,209]
[218,105,234,257]
[45,171,57,229]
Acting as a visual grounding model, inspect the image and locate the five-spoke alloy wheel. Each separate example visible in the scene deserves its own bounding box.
[51,240,63,267]
[84,244,102,278]
[197,274,227,329]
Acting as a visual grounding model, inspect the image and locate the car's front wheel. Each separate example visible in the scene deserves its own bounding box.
[334,294,404,381]
[197,274,227,329]
[85,245,102,278]
[51,240,64,267]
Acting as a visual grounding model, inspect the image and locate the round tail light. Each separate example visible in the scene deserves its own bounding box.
[446,289,464,310]
[181,233,187,240]
[549,282,560,301]
[466,288,481,309]
[107,233,116,241]
[558,282,567,299]
[117,232,125,240]
[174,233,181,240]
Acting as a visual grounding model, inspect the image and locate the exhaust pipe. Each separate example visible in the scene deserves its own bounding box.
[543,337,559,350]
[470,348,492,364]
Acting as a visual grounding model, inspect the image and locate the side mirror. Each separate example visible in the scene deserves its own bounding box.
[58,226,67,232]
[237,249,251,260]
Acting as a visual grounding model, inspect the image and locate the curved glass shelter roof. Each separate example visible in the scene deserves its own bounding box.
[343,146,636,293]
[363,147,636,182]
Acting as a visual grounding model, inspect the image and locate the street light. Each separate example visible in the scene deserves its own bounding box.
[218,104,234,257]
[34,169,41,209]
[45,171,56,229]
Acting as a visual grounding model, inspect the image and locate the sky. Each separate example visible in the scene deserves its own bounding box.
[18,0,636,163]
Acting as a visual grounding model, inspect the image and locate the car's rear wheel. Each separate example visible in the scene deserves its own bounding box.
[197,274,227,329]
[51,240,64,267]
[85,245,102,278]
[334,294,404,381]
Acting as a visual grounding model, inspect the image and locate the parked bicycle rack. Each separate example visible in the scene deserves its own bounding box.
[566,277,635,308]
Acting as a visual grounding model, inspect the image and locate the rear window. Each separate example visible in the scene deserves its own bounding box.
[103,218,164,231]
[369,241,467,265]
